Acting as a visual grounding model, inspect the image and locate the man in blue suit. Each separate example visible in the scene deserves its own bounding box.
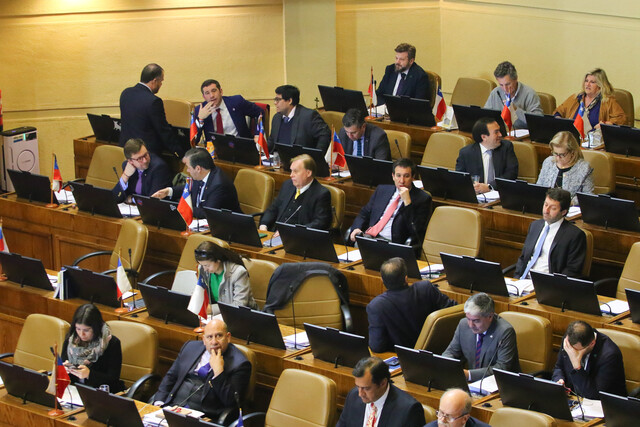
[193,79,264,142]
[376,43,430,106]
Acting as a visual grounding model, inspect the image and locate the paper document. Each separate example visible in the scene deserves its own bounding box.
[567,206,581,219]
[170,270,198,296]
[56,190,75,204]
[600,299,629,315]
[332,170,351,178]
[469,375,498,396]
[571,397,604,419]
[505,278,534,297]
[477,190,500,202]
[420,264,444,274]
[370,105,387,117]
[438,106,458,130]
[338,249,362,262]
[413,180,424,189]
[189,218,209,232]
[284,331,310,349]
[509,129,530,138]
[263,235,282,247]
[60,385,83,408]
[119,203,140,217]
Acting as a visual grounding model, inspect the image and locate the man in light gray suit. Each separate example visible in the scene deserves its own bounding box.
[442,293,520,382]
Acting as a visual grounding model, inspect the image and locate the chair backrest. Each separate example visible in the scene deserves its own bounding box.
[265,369,336,427]
[233,344,257,403]
[512,140,539,183]
[414,305,465,353]
[105,320,158,388]
[536,92,557,115]
[450,77,496,107]
[274,275,344,330]
[421,133,472,169]
[617,241,640,300]
[319,111,344,133]
[13,314,69,372]
[499,312,552,373]
[422,206,483,263]
[385,130,411,160]
[163,98,193,128]
[612,88,635,126]
[109,219,148,273]
[234,168,275,221]
[423,403,437,424]
[175,234,230,274]
[426,71,442,110]
[580,228,593,278]
[243,258,278,309]
[85,145,126,189]
[600,328,640,393]
[321,184,345,231]
[582,150,616,194]
[490,407,556,427]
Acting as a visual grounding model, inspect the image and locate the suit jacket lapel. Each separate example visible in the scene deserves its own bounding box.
[178,344,206,385]
[376,385,396,425]
[290,109,300,145]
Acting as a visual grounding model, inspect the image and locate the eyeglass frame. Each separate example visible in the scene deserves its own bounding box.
[436,409,469,423]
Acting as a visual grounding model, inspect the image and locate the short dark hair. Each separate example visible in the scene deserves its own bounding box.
[66,304,105,343]
[546,187,571,213]
[566,320,595,347]
[123,138,146,159]
[184,147,214,171]
[380,257,408,290]
[395,43,416,61]
[472,117,498,143]
[493,61,518,80]
[194,241,244,267]
[291,154,316,177]
[392,157,416,176]
[276,85,300,106]
[140,63,163,84]
[200,79,221,93]
[352,357,390,385]
[342,108,365,128]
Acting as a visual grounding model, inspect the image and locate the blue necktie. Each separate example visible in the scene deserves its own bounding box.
[196,364,210,379]
[521,224,550,279]
[357,138,363,157]
[283,116,290,124]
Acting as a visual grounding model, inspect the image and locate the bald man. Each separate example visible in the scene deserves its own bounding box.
[425,388,490,427]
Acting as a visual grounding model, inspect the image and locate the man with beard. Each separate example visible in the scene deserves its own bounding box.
[375,43,430,106]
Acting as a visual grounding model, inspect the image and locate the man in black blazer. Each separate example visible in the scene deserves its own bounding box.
[367,258,456,353]
[338,108,391,160]
[152,147,241,218]
[552,321,627,399]
[119,63,188,157]
[515,188,586,279]
[112,138,172,203]
[425,388,491,427]
[375,43,430,106]
[259,154,331,234]
[337,357,425,427]
[153,319,251,420]
[267,85,331,153]
[455,117,519,193]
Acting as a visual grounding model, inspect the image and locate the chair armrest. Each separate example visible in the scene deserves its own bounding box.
[216,407,241,426]
[72,250,112,267]
[70,178,86,184]
[141,270,176,285]
[630,386,640,398]
[250,211,264,218]
[594,277,618,297]
[0,353,14,360]
[101,268,139,281]
[502,263,517,276]
[126,373,162,401]
[341,303,354,333]
[228,412,266,427]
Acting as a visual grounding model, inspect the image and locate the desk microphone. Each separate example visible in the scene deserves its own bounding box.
[112,167,123,197]
[267,205,301,249]
[394,139,402,158]
[333,207,353,269]
[412,222,432,278]
[478,337,503,397]
[128,248,138,313]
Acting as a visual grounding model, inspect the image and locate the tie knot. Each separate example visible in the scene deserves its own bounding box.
[370,403,377,412]
[478,334,484,344]
[400,73,406,80]
[216,107,221,113]
[283,116,290,123]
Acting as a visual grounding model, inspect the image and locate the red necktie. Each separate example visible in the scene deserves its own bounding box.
[366,195,401,237]
[215,108,223,134]
[366,403,377,427]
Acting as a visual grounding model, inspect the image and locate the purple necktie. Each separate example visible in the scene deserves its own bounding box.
[134,170,143,194]
[475,334,484,369]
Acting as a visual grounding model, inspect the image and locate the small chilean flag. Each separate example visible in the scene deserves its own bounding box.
[116,256,132,299]
[325,127,346,167]
[0,224,8,253]
[257,115,269,159]
[432,84,447,122]
[368,66,377,106]
[573,100,592,140]
[188,272,209,319]
[189,114,198,147]
[51,155,63,192]
[501,94,515,133]
[46,349,70,399]
[177,178,194,226]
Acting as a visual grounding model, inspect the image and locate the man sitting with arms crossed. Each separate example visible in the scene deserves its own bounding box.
[425,388,490,427]
[338,108,391,160]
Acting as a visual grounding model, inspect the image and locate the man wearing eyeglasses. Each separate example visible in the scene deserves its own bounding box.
[112,138,172,203]
[425,388,490,427]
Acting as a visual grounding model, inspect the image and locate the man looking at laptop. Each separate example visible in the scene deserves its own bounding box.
[338,108,391,160]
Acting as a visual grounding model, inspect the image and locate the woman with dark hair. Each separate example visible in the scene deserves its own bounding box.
[194,241,258,315]
[62,304,125,393]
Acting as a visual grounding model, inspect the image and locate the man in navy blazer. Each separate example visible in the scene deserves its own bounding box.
[193,79,264,142]
[338,108,391,160]
[119,63,188,157]
[455,117,519,193]
[425,388,491,427]
[153,319,251,420]
[376,43,430,106]
[337,357,425,427]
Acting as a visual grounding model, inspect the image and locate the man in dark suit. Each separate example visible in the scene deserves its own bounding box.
[119,63,188,157]
[455,117,519,194]
[425,388,491,427]
[442,293,520,382]
[267,85,331,153]
[337,357,425,427]
[375,43,430,106]
[152,147,241,218]
[112,138,172,203]
[367,258,456,353]
[259,154,331,235]
[153,319,251,420]
[193,79,264,142]
[515,188,586,279]
[349,158,431,250]
[552,320,627,399]
[338,108,391,160]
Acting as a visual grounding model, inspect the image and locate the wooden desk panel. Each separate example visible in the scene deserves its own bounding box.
[0,388,78,427]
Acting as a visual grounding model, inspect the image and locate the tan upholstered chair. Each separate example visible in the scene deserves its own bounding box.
[512,140,539,183]
[421,206,483,263]
[490,407,556,427]
[499,312,552,373]
[0,314,69,372]
[414,305,465,354]
[319,110,344,133]
[234,168,275,224]
[243,258,278,309]
[385,130,411,160]
[582,150,616,194]
[426,71,442,110]
[536,92,557,115]
[421,133,472,170]
[450,77,496,107]
[596,242,640,299]
[84,145,126,189]
[163,98,193,128]
[612,88,635,126]
[423,404,437,424]
[234,344,257,404]
[600,328,640,394]
[321,184,345,232]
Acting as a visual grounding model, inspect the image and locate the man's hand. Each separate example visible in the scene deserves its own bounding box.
[563,336,592,370]
[259,225,268,232]
[209,347,225,377]
[151,188,171,199]
[123,162,136,179]
[349,228,363,242]
[398,186,412,206]
[198,102,215,121]
[463,369,470,381]
[474,183,491,194]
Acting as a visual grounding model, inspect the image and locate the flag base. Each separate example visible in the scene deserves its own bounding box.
[193,325,205,333]
[180,229,193,236]
[322,176,337,182]
[430,125,443,131]
[46,203,58,208]
[0,274,7,281]
[114,306,130,314]
[253,164,268,170]
[503,135,516,141]
[48,408,65,416]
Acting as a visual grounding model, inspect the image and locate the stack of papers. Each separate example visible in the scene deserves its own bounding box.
[504,278,534,297]
[570,397,604,419]
[420,264,444,275]
[331,170,351,178]
[55,190,75,204]
[600,299,630,315]
[508,129,530,138]
[567,206,581,219]
[283,331,310,349]
[119,203,140,217]
[477,190,500,202]
[263,235,282,247]
[189,219,209,232]
[469,375,498,396]
[338,249,362,262]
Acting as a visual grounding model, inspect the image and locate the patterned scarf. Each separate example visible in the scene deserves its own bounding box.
[66,323,112,366]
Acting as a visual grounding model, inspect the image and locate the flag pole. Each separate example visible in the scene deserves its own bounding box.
[47,343,64,416]
[324,126,337,182]
[193,269,206,333]
[254,115,267,171]
[46,154,57,208]
[115,249,129,314]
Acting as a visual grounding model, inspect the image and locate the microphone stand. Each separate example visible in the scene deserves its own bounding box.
[333,207,354,269]
[478,338,503,398]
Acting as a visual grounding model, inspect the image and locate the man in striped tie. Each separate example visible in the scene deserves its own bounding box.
[338,108,391,160]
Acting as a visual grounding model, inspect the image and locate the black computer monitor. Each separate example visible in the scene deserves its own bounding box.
[7,169,58,205]
[0,361,57,408]
[356,236,421,279]
[211,133,261,166]
[453,105,508,136]
[275,144,330,178]
[416,166,478,204]
[75,383,144,427]
[304,323,370,368]
[577,193,640,232]
[601,123,640,157]
[385,96,435,127]
[203,207,263,248]
[87,113,121,143]
[525,113,581,143]
[0,252,53,291]
[63,266,121,308]
[441,253,510,297]
[600,391,640,427]
[495,178,548,215]
[318,85,368,115]
[138,283,200,328]
[625,288,640,324]
[345,155,394,187]
[170,125,191,150]
[493,368,573,421]
[530,271,601,316]
[217,302,285,350]
[134,195,187,231]
[395,345,469,393]
[68,181,123,218]
[276,223,338,263]
[163,408,222,427]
